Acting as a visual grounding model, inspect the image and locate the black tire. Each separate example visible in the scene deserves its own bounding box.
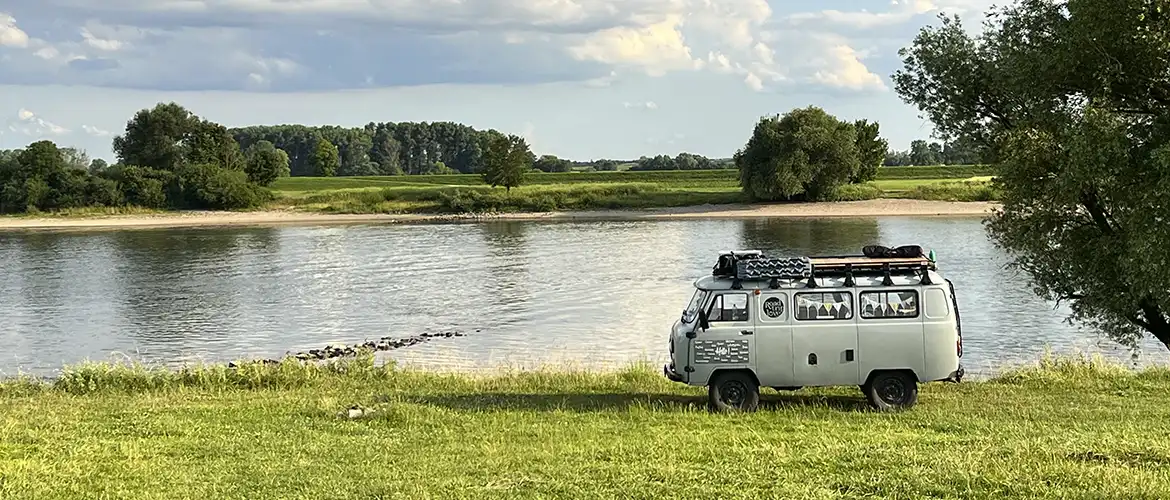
[708,371,759,412]
[864,371,918,411]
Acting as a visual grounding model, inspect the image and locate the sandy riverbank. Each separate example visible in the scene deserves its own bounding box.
[0,199,998,230]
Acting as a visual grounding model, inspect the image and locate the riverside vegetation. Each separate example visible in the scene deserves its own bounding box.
[1,354,1168,498]
[0,100,999,218]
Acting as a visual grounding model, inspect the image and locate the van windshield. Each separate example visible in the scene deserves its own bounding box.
[681,289,708,324]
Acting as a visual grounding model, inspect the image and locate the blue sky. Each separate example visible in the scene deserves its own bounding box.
[0,0,994,162]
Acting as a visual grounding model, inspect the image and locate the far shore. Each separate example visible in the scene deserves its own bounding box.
[0,199,999,231]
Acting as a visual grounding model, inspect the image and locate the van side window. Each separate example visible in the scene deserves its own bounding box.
[795,292,853,320]
[860,290,919,319]
[708,293,750,322]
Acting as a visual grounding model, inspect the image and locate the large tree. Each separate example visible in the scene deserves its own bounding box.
[481,132,534,192]
[894,0,1170,348]
[244,140,291,186]
[112,102,244,171]
[735,106,860,201]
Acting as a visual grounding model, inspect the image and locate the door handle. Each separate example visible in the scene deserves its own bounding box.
[740,330,753,335]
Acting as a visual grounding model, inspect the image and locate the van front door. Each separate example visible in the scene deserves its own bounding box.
[689,290,756,386]
[791,290,860,386]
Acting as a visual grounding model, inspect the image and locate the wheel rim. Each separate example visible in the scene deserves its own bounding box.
[720,380,747,406]
[877,377,906,404]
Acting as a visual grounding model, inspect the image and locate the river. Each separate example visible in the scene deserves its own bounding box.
[1,216,1166,378]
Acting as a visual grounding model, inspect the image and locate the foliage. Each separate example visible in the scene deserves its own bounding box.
[0,141,110,213]
[852,119,888,182]
[311,138,340,177]
[244,140,291,186]
[827,182,885,201]
[480,133,534,192]
[894,0,1170,348]
[735,106,861,202]
[168,163,272,210]
[903,180,1001,201]
[534,155,574,173]
[0,102,279,214]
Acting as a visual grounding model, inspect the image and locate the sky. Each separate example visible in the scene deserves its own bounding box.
[0,0,996,162]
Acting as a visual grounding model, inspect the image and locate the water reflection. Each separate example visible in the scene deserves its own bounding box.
[739,217,881,255]
[0,217,1166,377]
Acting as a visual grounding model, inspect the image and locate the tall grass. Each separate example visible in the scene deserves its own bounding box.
[273,182,749,214]
[903,180,1002,201]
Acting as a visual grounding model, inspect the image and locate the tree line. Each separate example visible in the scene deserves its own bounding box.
[883,136,989,166]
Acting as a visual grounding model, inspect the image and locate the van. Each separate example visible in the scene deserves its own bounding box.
[663,247,964,412]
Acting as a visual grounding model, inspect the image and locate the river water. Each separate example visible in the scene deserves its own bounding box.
[1,216,1166,378]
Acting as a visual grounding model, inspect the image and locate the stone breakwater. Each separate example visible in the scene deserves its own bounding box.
[228,330,474,367]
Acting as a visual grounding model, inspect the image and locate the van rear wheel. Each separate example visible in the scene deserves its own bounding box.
[864,371,918,411]
[708,371,759,412]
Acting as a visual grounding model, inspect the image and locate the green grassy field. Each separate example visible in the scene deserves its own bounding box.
[267,166,1000,214]
[2,354,1168,498]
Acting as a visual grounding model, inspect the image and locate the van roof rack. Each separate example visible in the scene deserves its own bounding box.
[713,248,937,289]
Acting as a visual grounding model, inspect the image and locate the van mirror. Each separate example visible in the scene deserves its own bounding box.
[698,313,710,331]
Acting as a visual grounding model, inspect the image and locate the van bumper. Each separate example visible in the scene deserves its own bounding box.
[663,363,685,383]
[943,364,965,383]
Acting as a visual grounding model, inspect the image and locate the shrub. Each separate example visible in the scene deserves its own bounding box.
[828,182,885,201]
[170,163,271,210]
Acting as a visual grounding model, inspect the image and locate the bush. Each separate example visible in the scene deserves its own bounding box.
[827,182,885,201]
[904,180,1001,201]
[104,165,170,209]
[85,176,125,207]
[170,163,272,210]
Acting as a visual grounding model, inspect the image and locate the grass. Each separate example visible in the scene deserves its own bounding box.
[2,353,1169,498]
[902,178,1002,202]
[267,166,1003,215]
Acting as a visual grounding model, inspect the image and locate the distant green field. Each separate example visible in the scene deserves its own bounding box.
[270,165,997,193]
[265,165,1000,214]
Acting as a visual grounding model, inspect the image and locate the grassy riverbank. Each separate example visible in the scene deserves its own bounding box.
[267,166,1000,214]
[3,354,1169,498]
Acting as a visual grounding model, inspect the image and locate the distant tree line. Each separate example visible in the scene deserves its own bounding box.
[884,136,990,166]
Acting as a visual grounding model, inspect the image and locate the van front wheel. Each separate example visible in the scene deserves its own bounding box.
[708,371,759,412]
[864,371,918,411]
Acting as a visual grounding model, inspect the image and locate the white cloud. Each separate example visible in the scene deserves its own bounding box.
[80,27,126,51]
[0,13,30,48]
[812,44,887,91]
[623,101,658,110]
[569,14,702,77]
[81,124,112,137]
[8,108,69,136]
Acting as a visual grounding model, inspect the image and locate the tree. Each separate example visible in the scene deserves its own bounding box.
[59,148,90,170]
[244,140,291,186]
[534,155,573,172]
[112,102,244,172]
[894,0,1170,349]
[311,138,340,177]
[853,119,888,182]
[735,106,860,202]
[481,132,534,192]
[113,102,200,171]
[88,158,109,175]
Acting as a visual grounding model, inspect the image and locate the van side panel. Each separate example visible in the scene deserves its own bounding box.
[922,287,960,381]
[856,289,926,382]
